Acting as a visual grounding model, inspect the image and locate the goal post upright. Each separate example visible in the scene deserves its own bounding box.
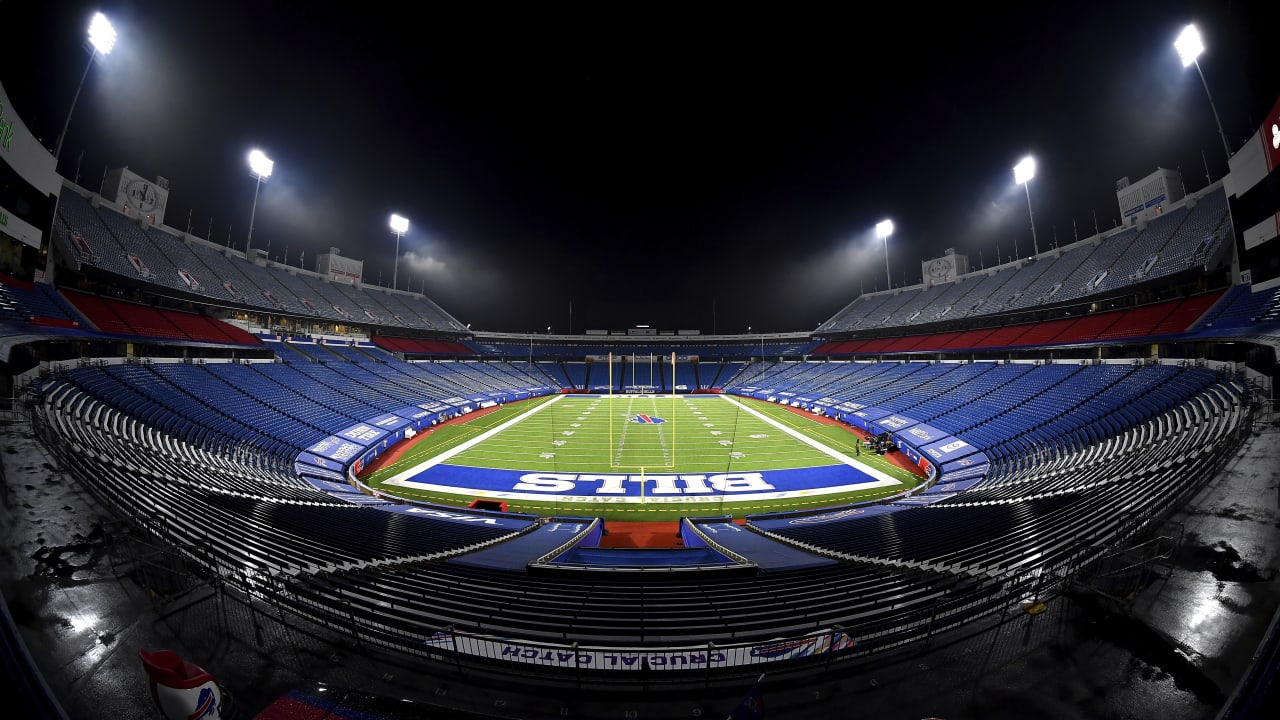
[608,351,613,455]
[671,351,677,459]
[607,351,677,472]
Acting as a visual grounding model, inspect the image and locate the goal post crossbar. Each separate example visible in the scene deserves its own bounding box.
[608,352,678,469]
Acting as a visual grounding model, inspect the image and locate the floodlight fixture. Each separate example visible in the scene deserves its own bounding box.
[876,219,894,289]
[246,149,274,253]
[55,12,118,163]
[87,12,118,55]
[389,214,409,289]
[1013,156,1036,185]
[1174,24,1204,67]
[1014,156,1039,256]
[1175,23,1231,164]
[248,150,275,180]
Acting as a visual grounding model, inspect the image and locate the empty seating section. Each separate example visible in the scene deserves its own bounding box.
[165,313,259,344]
[1101,208,1189,288]
[362,290,462,331]
[1193,284,1280,329]
[328,283,390,324]
[46,375,1003,643]
[95,209,206,297]
[911,363,1039,429]
[252,362,386,421]
[315,343,373,363]
[292,362,421,412]
[56,191,144,280]
[154,364,326,449]
[881,283,947,327]
[1153,190,1230,275]
[915,280,975,324]
[750,366,1240,577]
[672,362,698,390]
[60,290,136,335]
[267,267,342,320]
[60,289,259,343]
[820,294,888,332]
[37,389,528,572]
[817,188,1233,334]
[32,347,1244,658]
[536,361,572,388]
[186,242,271,306]
[1050,312,1122,343]
[53,189,473,334]
[58,364,287,467]
[228,261,306,314]
[0,274,84,327]
[1056,231,1136,297]
[813,291,1229,356]
[1005,252,1078,310]
[356,290,412,327]
[275,340,319,363]
[562,362,588,389]
[105,302,185,339]
[319,348,554,405]
[706,361,747,388]
[949,268,1019,321]
[371,291,427,327]
[1146,292,1223,336]
[1012,316,1074,346]
[145,227,222,295]
[1093,302,1177,340]
[49,348,557,476]
[303,275,372,323]
[372,336,472,355]
[727,360,1234,481]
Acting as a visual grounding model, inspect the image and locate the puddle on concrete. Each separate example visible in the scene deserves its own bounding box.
[1174,534,1277,584]
[29,523,108,581]
[1071,590,1226,708]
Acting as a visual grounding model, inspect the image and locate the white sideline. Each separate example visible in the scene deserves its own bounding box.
[381,394,905,498]
[717,395,903,487]
[381,394,566,484]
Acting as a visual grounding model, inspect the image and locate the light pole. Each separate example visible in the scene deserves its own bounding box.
[389,213,409,289]
[245,150,274,254]
[1175,23,1232,164]
[876,219,894,290]
[1014,155,1039,257]
[55,12,117,165]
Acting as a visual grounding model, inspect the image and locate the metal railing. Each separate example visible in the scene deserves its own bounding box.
[24,377,1254,687]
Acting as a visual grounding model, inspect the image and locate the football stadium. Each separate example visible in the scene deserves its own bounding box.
[3,4,1280,720]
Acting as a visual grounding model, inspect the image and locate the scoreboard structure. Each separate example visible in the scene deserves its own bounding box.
[1225,94,1280,291]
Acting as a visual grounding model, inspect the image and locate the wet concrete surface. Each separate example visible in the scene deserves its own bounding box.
[3,415,1279,720]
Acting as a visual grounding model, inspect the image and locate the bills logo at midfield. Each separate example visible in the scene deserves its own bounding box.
[630,414,666,424]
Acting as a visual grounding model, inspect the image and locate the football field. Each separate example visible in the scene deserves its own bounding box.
[362,394,925,520]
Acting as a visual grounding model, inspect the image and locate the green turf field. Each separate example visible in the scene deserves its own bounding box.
[362,394,925,520]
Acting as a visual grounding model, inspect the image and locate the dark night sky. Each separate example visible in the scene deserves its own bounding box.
[4,1,1280,334]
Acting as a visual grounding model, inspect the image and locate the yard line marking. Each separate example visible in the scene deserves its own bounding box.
[718,395,901,486]
[383,394,565,484]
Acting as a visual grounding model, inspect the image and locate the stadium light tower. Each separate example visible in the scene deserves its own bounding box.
[389,213,409,289]
[54,12,117,164]
[1013,155,1039,257]
[245,150,274,254]
[876,219,894,290]
[1175,23,1232,164]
